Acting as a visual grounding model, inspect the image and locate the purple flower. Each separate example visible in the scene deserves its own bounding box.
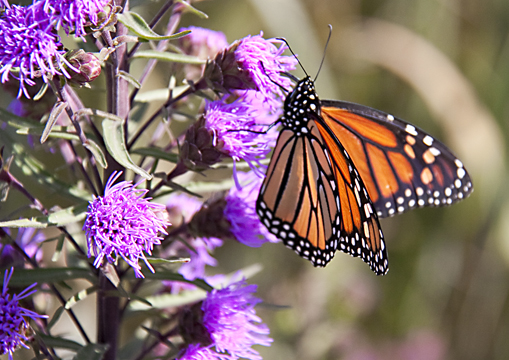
[83,171,170,278]
[0,268,47,360]
[233,33,297,111]
[37,0,110,38]
[224,172,279,247]
[178,280,272,360]
[0,4,70,98]
[204,98,271,178]
[0,227,45,268]
[180,26,228,60]
[165,194,223,293]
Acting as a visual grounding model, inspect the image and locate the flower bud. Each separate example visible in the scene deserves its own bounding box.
[188,197,233,240]
[179,117,224,171]
[66,50,102,86]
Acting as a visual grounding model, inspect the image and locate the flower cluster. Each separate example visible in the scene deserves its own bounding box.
[83,172,170,278]
[178,280,272,360]
[0,0,107,97]
[0,268,47,360]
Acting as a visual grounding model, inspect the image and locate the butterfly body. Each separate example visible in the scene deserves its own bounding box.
[257,76,472,275]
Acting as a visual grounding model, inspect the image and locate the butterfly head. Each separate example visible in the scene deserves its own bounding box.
[282,77,321,132]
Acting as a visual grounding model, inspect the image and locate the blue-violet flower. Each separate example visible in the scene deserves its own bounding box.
[83,171,170,278]
[37,0,110,38]
[0,268,47,360]
[178,280,272,360]
[0,4,69,98]
[224,172,278,247]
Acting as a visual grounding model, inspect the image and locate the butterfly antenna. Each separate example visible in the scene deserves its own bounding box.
[276,37,308,77]
[314,24,332,81]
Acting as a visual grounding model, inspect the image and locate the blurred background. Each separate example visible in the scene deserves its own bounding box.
[2,0,508,359]
[175,1,508,360]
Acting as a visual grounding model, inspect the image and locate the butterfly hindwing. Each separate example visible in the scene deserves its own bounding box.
[320,100,473,218]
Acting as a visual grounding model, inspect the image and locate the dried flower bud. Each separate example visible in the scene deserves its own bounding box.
[179,117,224,171]
[66,49,102,86]
[188,197,233,240]
[178,302,213,347]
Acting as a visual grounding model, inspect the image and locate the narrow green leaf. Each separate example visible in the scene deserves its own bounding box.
[175,0,209,18]
[51,235,65,262]
[83,138,108,168]
[131,147,179,163]
[33,83,49,101]
[118,70,141,89]
[41,101,67,143]
[0,218,48,228]
[102,117,152,180]
[73,343,109,360]
[47,306,65,330]
[65,286,97,309]
[38,333,83,351]
[130,289,207,310]
[118,11,191,40]
[47,202,89,226]
[134,86,188,103]
[141,270,214,292]
[7,268,96,286]
[132,50,205,64]
[146,256,190,264]
[186,178,235,193]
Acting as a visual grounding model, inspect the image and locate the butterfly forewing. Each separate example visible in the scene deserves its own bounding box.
[320,101,473,218]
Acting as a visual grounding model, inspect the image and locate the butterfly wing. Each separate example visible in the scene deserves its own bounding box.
[321,100,473,218]
[257,118,389,275]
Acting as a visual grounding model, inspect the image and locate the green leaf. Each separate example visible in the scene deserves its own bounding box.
[132,50,205,64]
[47,202,89,226]
[47,306,65,330]
[118,11,191,40]
[175,0,209,18]
[7,268,96,286]
[83,138,108,168]
[0,218,48,228]
[41,101,67,143]
[117,70,141,89]
[65,286,97,309]
[130,289,207,310]
[51,235,65,262]
[102,117,152,180]
[134,86,188,103]
[130,147,179,163]
[73,343,109,360]
[38,333,83,351]
[186,178,235,193]
[140,270,214,291]
[146,256,190,264]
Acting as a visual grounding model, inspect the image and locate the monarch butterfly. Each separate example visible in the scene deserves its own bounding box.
[256,58,473,275]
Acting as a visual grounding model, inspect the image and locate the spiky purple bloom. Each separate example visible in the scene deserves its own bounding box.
[83,172,170,278]
[0,227,45,268]
[37,0,110,38]
[233,33,297,111]
[0,4,70,98]
[0,268,47,360]
[178,280,272,360]
[180,26,228,59]
[204,99,271,179]
[224,172,278,247]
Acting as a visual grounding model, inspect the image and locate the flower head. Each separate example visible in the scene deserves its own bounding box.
[204,98,271,177]
[0,4,71,98]
[0,268,47,360]
[180,26,228,60]
[178,280,272,360]
[83,172,170,278]
[224,172,279,247]
[209,33,297,111]
[37,0,110,38]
